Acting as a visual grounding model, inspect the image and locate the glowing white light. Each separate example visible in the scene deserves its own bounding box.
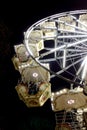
[51,97,53,101]
[56,92,60,95]
[67,99,75,104]
[51,104,54,110]
[52,92,54,96]
[77,109,83,114]
[32,72,38,77]
[83,108,87,112]
[82,55,87,80]
[59,90,63,94]
[62,89,67,93]
[63,49,66,68]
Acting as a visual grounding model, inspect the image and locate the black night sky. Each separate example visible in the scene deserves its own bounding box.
[0,0,87,130]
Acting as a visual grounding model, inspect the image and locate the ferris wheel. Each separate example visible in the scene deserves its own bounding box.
[12,9,87,129]
[24,9,87,89]
[12,9,87,108]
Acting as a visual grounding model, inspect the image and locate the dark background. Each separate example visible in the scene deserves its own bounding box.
[0,0,87,129]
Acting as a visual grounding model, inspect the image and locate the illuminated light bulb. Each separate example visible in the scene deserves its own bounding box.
[51,92,54,96]
[59,90,63,94]
[77,108,83,114]
[32,72,38,77]
[51,97,53,101]
[67,99,75,104]
[56,92,60,95]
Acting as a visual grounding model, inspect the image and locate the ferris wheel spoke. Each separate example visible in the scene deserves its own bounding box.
[39,51,87,64]
[39,43,87,58]
[57,19,87,33]
[38,38,87,58]
[39,33,87,40]
[55,57,82,81]
[57,47,87,52]
[73,45,87,50]
[79,42,87,47]
[57,35,87,39]
[57,52,87,70]
[63,49,67,68]
[58,28,87,35]
[70,14,87,29]
[64,53,87,63]
[51,56,85,78]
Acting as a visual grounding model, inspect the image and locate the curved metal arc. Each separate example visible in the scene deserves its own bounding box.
[38,38,87,58]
